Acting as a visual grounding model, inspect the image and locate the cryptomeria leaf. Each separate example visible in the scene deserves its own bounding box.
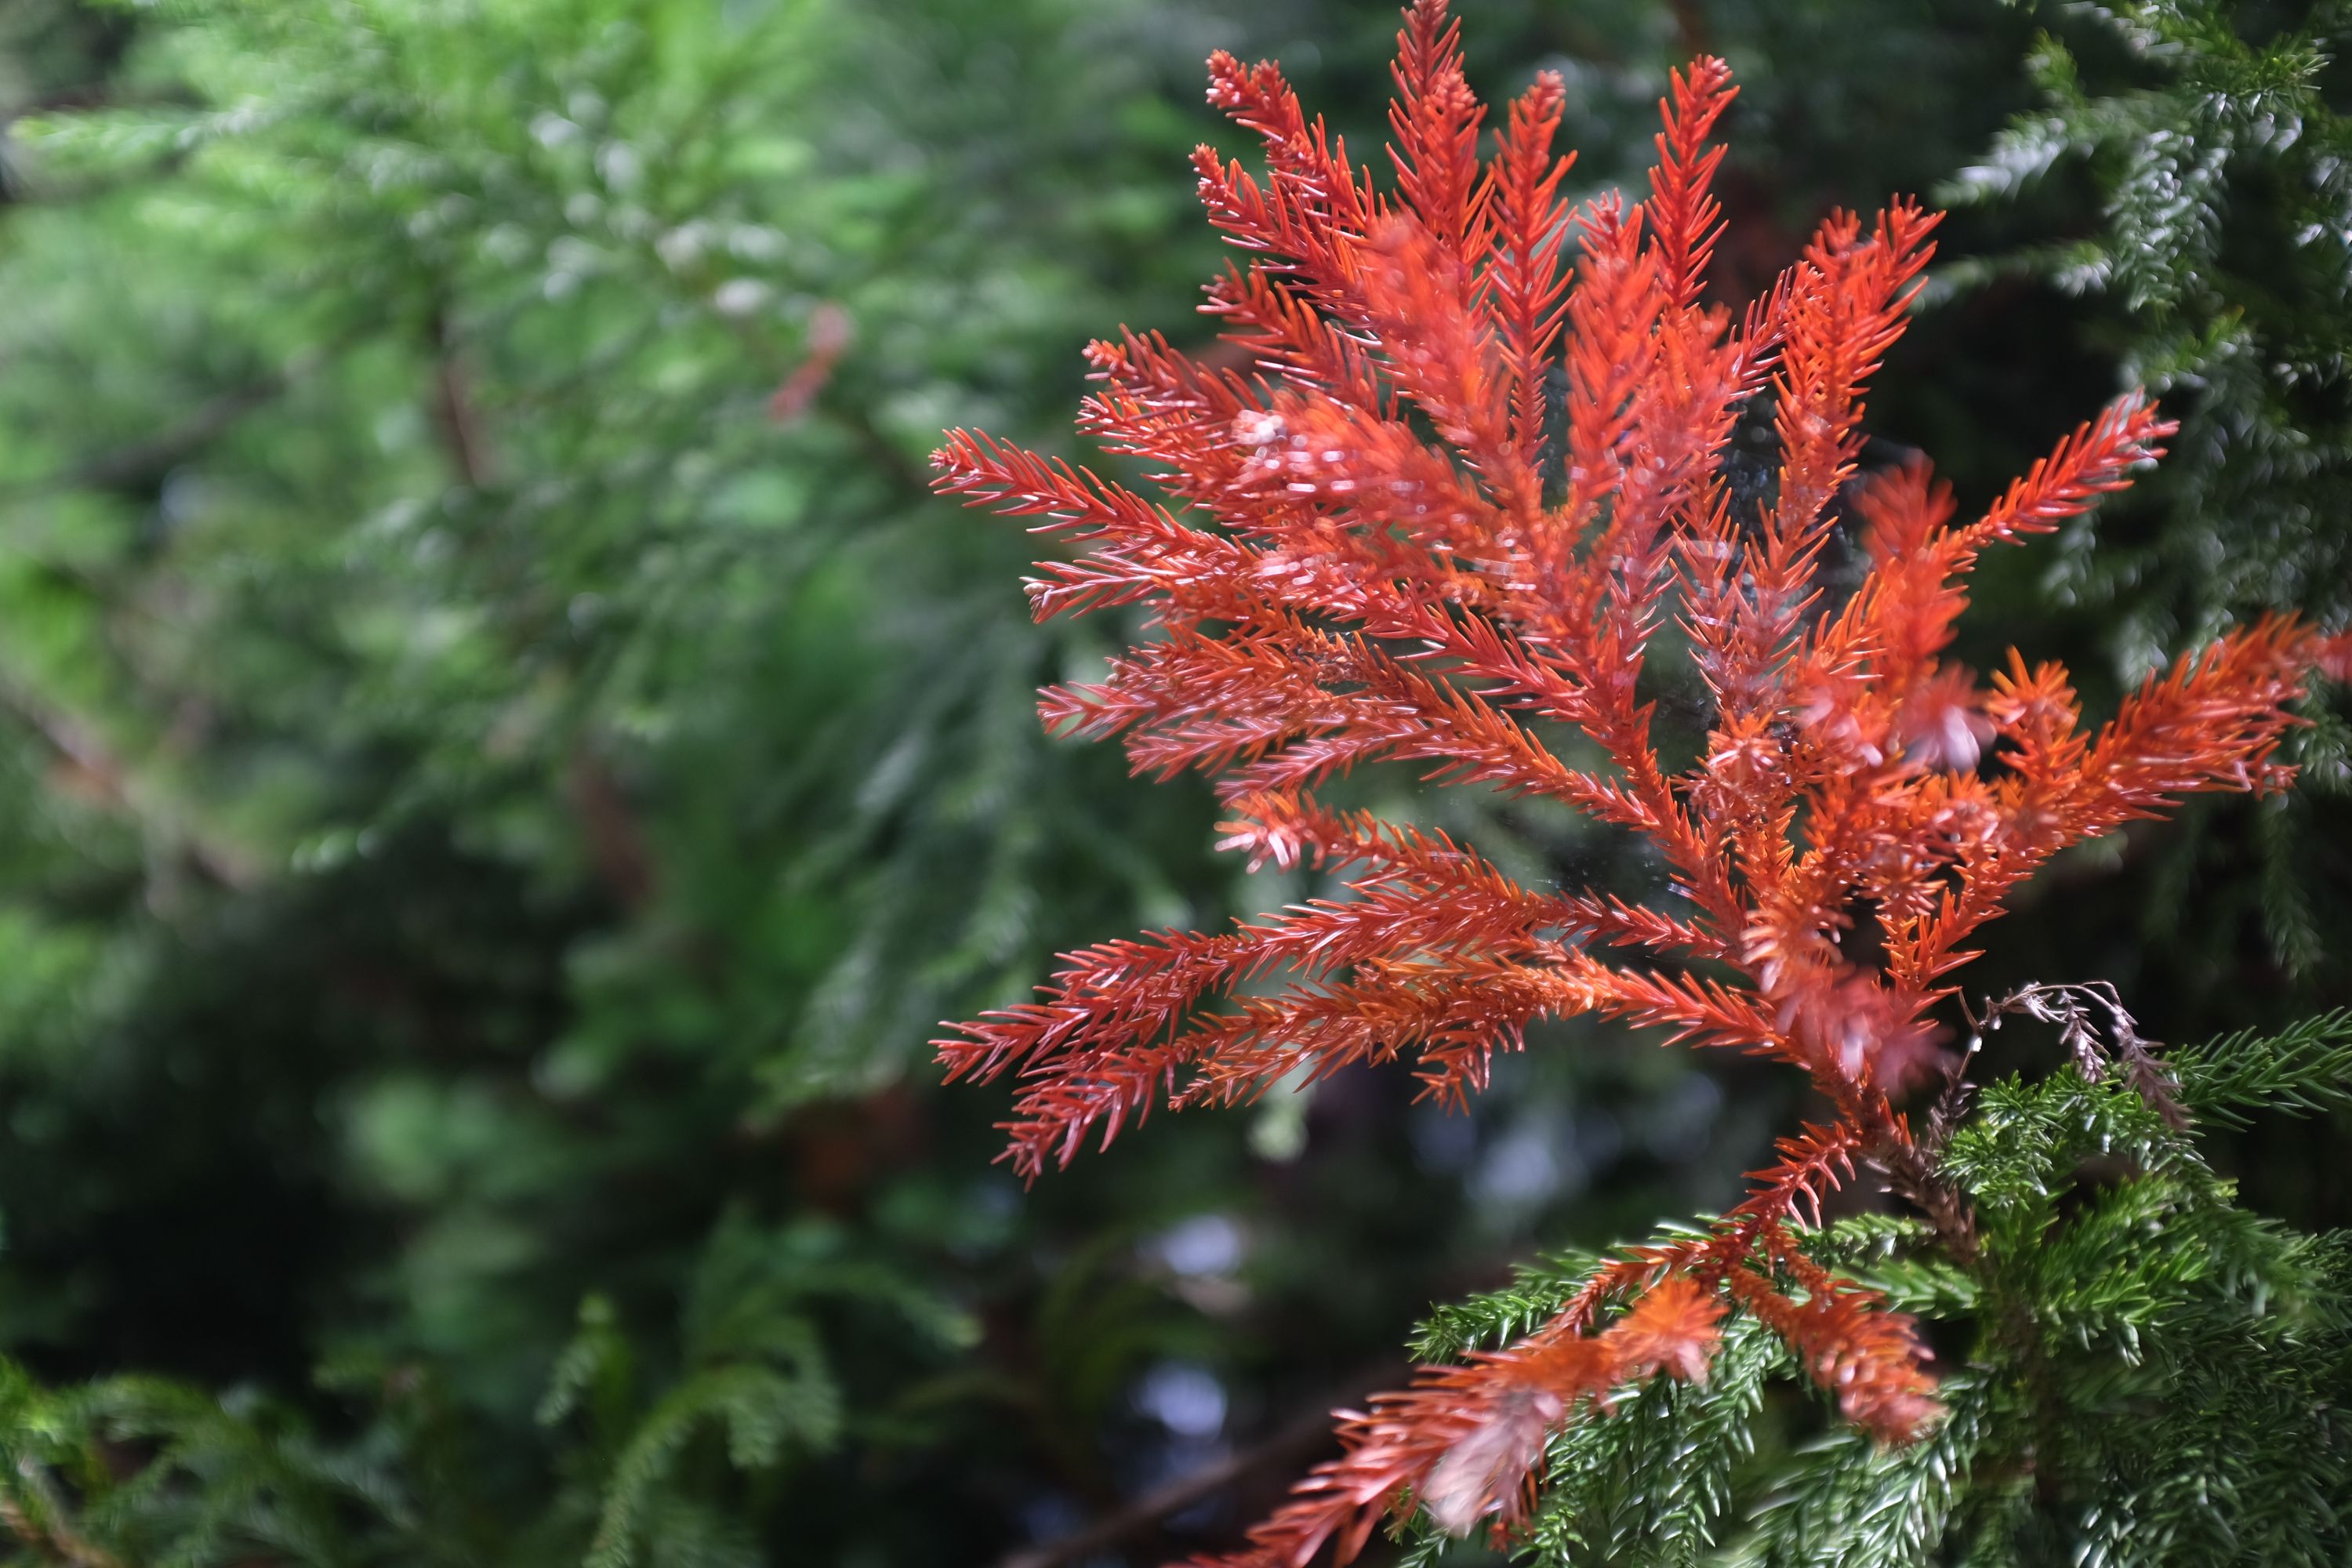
[2166,1010,2352,1125]
[934,2,2347,1560]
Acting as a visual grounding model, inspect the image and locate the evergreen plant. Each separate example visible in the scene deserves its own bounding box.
[935,5,2352,1563]
[0,2,2344,1566]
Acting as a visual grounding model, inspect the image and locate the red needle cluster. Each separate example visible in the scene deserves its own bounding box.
[931,3,2345,1559]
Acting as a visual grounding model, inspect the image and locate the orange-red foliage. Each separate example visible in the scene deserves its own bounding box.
[931,2,2345,1561]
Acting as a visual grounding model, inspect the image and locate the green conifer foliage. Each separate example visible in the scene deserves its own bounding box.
[1385,1014,2352,1566]
[0,0,1264,1560]
[1946,0,2352,984]
[0,3,2344,1567]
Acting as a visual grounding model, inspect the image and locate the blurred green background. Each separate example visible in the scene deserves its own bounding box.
[0,1,2343,1563]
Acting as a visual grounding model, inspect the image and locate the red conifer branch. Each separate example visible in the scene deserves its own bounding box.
[1204,1275,1727,1568]
[931,4,2341,1560]
[1644,58,1737,313]
[1486,74,1572,466]
[1388,0,1486,258]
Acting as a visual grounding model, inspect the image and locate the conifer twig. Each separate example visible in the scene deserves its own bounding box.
[931,4,2343,1559]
